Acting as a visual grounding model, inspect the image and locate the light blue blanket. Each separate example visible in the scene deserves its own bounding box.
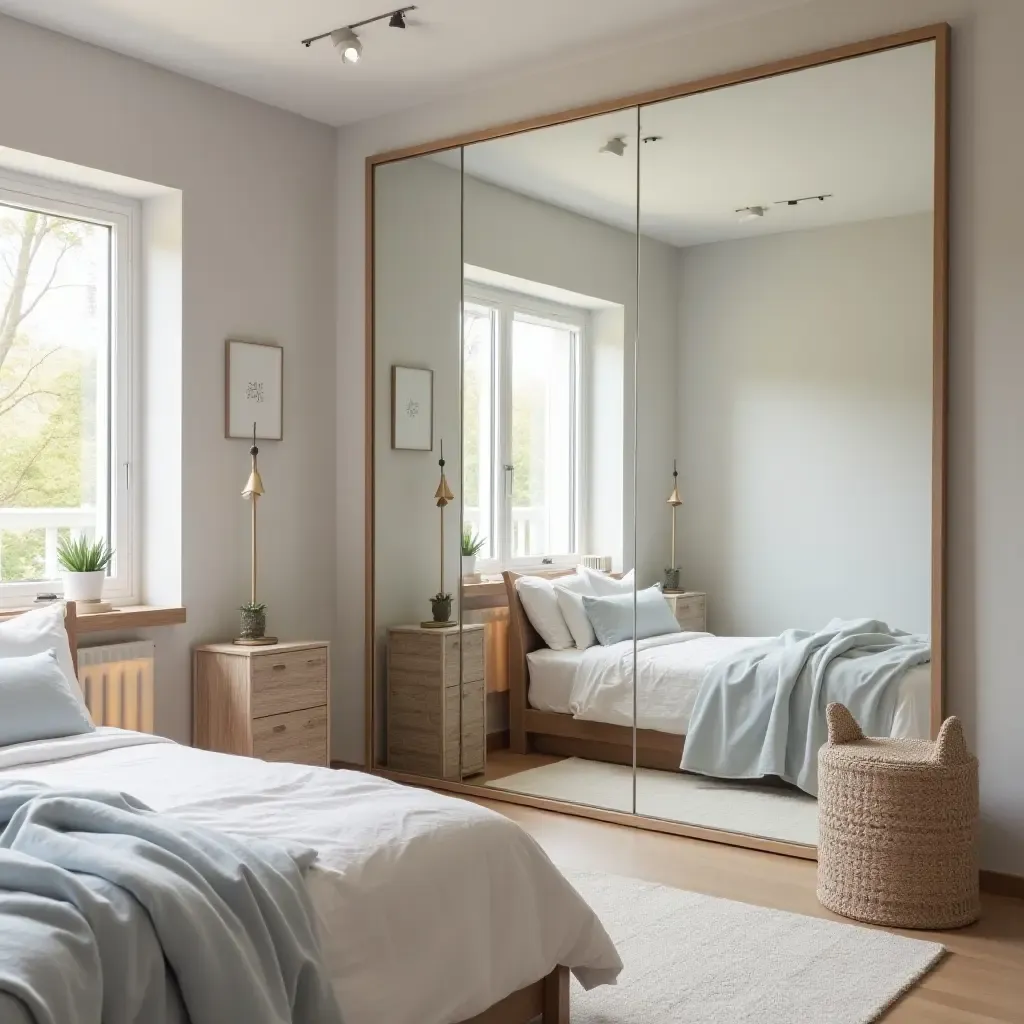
[0,781,343,1024]
[681,619,930,796]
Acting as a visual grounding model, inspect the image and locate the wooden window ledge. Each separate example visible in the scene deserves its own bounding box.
[0,604,186,632]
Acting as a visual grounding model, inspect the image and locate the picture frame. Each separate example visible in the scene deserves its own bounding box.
[225,339,283,440]
[391,365,434,451]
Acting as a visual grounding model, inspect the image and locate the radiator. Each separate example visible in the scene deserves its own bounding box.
[77,640,156,733]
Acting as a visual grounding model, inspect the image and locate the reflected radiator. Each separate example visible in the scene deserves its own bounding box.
[77,640,156,733]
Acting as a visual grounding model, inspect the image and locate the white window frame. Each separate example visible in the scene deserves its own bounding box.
[0,170,138,609]
[464,283,588,574]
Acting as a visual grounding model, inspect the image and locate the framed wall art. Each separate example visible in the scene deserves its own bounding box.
[225,339,283,440]
[391,365,433,451]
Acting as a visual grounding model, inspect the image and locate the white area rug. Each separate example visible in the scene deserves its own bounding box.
[487,758,819,845]
[564,869,945,1024]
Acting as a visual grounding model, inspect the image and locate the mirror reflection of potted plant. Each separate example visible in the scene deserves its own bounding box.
[462,525,486,579]
[57,536,114,603]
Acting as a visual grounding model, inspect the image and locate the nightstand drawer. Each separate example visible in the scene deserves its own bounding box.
[252,706,327,765]
[251,647,328,718]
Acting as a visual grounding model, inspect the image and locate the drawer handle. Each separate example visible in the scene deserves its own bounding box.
[307,658,321,667]
[273,724,286,734]
[272,664,287,672]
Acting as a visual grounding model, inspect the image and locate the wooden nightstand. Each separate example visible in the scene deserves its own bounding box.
[193,641,330,767]
[663,592,707,632]
[386,624,485,780]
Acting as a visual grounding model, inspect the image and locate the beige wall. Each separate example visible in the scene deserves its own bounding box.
[0,14,338,746]
[675,215,934,637]
[339,0,1024,873]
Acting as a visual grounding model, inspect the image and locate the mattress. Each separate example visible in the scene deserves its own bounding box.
[529,633,933,741]
[0,729,621,1024]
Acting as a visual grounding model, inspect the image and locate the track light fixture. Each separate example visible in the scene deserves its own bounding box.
[331,27,363,63]
[735,205,768,222]
[301,6,416,59]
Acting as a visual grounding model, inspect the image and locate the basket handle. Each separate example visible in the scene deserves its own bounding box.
[933,716,971,765]
[826,703,864,745]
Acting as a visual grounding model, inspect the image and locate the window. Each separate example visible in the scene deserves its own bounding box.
[0,173,135,607]
[463,286,584,570]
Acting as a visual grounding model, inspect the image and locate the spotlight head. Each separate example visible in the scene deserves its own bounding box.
[599,136,627,157]
[737,205,767,222]
[389,10,407,28]
[331,27,363,63]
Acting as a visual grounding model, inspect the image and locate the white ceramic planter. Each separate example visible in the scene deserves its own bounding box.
[462,555,477,578]
[62,570,105,602]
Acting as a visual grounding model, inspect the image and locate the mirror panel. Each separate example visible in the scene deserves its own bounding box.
[633,41,937,844]
[457,110,640,811]
[372,153,463,777]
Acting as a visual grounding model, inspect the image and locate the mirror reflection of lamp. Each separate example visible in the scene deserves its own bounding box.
[423,440,457,628]
[664,460,684,594]
[235,421,278,645]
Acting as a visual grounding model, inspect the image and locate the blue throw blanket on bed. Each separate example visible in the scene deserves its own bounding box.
[681,618,930,796]
[0,781,343,1024]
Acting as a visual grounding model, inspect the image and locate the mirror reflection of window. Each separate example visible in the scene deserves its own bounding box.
[463,289,582,571]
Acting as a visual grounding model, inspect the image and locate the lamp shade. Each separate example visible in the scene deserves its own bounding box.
[242,468,265,499]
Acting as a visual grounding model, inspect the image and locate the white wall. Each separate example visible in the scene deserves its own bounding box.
[0,14,338,746]
[339,0,1024,873]
[675,215,933,636]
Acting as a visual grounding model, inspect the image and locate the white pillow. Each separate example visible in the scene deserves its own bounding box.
[553,574,597,650]
[515,577,575,651]
[0,603,90,719]
[577,565,635,596]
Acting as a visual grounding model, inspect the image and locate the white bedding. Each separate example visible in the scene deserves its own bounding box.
[0,729,621,1024]
[529,632,931,739]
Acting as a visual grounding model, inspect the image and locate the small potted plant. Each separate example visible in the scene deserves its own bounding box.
[57,536,114,603]
[239,601,267,640]
[461,525,486,578]
[430,592,453,624]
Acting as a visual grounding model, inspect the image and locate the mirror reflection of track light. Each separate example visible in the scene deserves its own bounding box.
[600,136,628,157]
[736,205,768,222]
[301,6,416,59]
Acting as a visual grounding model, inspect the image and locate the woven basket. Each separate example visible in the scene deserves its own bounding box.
[817,703,979,930]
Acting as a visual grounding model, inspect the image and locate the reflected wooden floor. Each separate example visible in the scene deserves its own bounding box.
[478,748,564,783]
[461,793,1024,1023]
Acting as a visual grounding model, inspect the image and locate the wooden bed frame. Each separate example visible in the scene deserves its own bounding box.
[47,599,570,1024]
[504,571,686,771]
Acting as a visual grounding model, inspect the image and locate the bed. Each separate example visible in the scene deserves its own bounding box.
[504,572,933,772]
[0,602,621,1024]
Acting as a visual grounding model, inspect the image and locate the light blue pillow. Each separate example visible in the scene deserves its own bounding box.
[582,585,682,646]
[0,649,95,746]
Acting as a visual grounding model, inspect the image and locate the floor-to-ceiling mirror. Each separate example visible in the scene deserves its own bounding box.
[632,39,939,845]
[457,108,641,812]
[368,24,947,857]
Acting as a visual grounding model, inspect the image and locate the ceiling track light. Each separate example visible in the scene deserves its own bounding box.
[301,6,416,58]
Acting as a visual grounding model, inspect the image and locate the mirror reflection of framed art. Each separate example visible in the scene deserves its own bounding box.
[391,365,433,451]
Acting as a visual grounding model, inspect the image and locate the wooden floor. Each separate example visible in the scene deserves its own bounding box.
[480,748,564,783]
[461,792,1024,1023]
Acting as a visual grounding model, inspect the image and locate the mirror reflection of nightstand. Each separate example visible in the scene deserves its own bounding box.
[663,592,707,632]
[386,624,486,780]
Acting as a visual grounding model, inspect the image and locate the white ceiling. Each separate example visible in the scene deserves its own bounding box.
[0,0,810,127]
[452,42,935,248]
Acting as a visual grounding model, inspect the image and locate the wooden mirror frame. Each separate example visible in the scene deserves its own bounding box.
[364,23,950,860]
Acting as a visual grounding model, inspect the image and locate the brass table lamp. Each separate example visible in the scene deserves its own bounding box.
[235,423,278,645]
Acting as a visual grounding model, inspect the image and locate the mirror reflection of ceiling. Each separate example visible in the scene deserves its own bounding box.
[448,42,934,248]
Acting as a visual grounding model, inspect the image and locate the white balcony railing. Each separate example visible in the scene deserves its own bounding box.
[0,507,96,581]
[463,506,548,561]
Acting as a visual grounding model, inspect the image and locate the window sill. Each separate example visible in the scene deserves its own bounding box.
[0,604,186,633]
